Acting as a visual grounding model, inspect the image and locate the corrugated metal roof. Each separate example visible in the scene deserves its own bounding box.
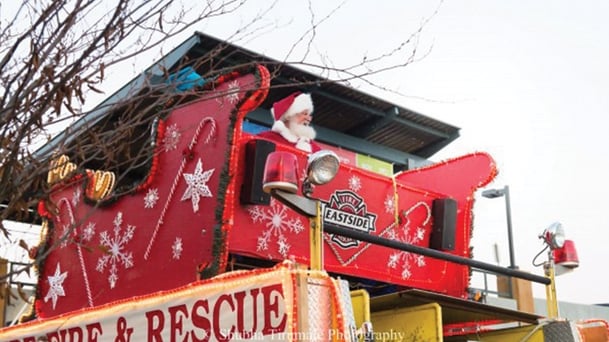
[184,32,460,165]
[37,32,460,169]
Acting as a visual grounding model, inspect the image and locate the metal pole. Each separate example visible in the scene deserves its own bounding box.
[324,223,551,285]
[503,186,517,269]
[544,257,559,318]
[309,201,323,270]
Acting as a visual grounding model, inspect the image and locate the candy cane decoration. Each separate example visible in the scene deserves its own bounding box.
[56,198,94,308]
[144,117,217,260]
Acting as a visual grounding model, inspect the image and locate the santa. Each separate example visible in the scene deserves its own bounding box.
[257,92,321,153]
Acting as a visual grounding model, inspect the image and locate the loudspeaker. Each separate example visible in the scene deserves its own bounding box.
[430,198,457,251]
[240,139,276,205]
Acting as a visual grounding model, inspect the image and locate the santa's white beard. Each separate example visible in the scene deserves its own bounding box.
[288,121,316,140]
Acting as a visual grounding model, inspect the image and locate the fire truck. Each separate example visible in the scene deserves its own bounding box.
[1,32,607,341]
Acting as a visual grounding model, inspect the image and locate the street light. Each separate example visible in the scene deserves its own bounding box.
[481,185,516,269]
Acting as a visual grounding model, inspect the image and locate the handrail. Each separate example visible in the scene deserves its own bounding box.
[324,223,551,285]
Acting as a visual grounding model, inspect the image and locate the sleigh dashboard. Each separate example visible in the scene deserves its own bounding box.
[229,133,496,298]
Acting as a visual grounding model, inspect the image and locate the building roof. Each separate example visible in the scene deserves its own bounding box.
[37,32,460,169]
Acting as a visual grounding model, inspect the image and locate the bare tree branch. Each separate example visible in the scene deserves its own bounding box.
[0,0,439,287]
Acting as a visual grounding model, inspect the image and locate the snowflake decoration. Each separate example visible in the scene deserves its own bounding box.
[385,202,431,279]
[96,212,136,289]
[72,188,81,206]
[225,80,240,104]
[348,175,362,192]
[388,253,400,268]
[144,188,159,209]
[80,222,96,242]
[384,194,395,214]
[414,254,425,267]
[172,237,183,260]
[277,236,291,257]
[248,199,305,257]
[181,158,215,213]
[162,123,181,152]
[44,263,67,310]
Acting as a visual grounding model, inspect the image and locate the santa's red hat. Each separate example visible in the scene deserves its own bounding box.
[271,92,314,121]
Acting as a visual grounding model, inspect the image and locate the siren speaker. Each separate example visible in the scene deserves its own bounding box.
[240,139,276,205]
[430,198,457,251]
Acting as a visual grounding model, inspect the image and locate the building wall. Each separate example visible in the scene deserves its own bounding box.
[487,296,609,322]
[2,287,35,327]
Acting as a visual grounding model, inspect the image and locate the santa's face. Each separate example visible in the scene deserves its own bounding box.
[287,111,316,140]
[291,110,312,126]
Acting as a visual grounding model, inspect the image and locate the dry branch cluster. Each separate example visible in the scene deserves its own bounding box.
[0,0,428,286]
[0,0,251,237]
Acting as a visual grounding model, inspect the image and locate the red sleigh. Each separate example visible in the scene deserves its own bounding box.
[35,64,496,318]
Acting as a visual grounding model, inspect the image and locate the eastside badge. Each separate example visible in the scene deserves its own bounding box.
[323,190,377,248]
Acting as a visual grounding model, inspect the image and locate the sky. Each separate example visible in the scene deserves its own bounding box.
[3,0,609,306]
